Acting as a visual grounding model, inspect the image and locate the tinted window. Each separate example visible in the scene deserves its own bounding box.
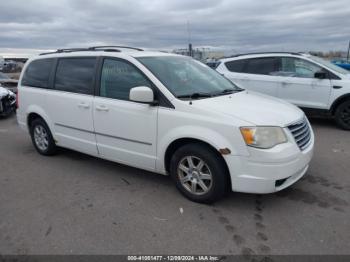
[225,59,246,72]
[244,57,277,75]
[22,59,54,88]
[54,58,96,95]
[275,57,323,78]
[100,59,152,100]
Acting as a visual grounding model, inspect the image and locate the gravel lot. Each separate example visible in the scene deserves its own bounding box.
[0,114,349,256]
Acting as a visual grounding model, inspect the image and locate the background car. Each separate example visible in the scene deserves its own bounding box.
[217,52,350,130]
[0,72,18,93]
[332,59,350,71]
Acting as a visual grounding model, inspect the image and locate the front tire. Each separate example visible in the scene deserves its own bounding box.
[335,100,350,130]
[170,143,229,203]
[29,118,57,155]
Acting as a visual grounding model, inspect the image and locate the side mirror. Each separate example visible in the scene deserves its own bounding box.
[314,71,327,79]
[129,86,155,104]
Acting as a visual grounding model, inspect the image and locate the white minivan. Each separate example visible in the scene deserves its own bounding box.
[17,46,314,203]
[217,52,350,130]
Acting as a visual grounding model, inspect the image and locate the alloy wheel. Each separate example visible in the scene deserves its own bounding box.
[33,125,49,151]
[177,156,213,195]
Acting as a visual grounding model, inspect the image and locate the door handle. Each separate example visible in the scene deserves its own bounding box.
[333,85,342,89]
[78,102,90,109]
[96,105,109,112]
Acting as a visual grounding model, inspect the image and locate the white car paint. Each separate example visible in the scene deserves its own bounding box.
[217,53,350,111]
[17,50,314,195]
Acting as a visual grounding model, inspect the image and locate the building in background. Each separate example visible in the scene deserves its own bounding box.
[173,47,224,62]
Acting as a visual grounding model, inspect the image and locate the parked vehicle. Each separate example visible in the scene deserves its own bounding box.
[1,60,21,73]
[332,60,350,71]
[217,52,350,130]
[0,86,16,117]
[17,46,314,203]
[0,72,18,93]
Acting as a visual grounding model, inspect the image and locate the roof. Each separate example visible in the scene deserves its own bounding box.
[220,52,305,62]
[37,46,179,59]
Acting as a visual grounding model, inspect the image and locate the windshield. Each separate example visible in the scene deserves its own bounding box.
[309,55,349,75]
[0,72,10,80]
[137,56,241,98]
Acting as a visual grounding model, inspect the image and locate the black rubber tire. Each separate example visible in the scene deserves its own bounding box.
[170,143,229,204]
[29,118,57,156]
[335,100,350,130]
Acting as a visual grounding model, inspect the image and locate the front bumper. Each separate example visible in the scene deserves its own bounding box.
[225,130,314,194]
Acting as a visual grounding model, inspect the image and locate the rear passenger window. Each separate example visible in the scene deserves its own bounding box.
[54,58,96,95]
[244,57,278,75]
[100,59,152,101]
[225,60,246,73]
[22,59,54,88]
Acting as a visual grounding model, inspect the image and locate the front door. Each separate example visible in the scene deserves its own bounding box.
[93,58,158,171]
[276,57,332,109]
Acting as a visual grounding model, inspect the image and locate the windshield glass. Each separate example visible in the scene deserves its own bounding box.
[309,55,349,75]
[137,56,241,98]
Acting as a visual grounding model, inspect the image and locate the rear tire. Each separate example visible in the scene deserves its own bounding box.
[170,143,229,204]
[335,100,350,130]
[29,118,57,156]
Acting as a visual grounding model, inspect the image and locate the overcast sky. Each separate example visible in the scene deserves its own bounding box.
[0,0,349,57]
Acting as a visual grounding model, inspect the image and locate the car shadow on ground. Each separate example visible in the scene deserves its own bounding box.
[57,147,290,207]
[307,116,336,128]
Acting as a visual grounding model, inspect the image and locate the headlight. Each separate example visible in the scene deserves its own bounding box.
[240,126,287,149]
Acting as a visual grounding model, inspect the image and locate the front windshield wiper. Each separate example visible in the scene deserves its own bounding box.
[177,92,213,99]
[212,88,243,96]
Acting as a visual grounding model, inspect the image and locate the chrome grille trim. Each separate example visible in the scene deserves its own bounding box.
[288,117,312,151]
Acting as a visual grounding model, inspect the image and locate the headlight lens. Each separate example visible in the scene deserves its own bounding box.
[240,126,287,149]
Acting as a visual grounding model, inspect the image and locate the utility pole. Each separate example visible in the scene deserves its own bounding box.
[187,20,193,57]
[347,40,350,62]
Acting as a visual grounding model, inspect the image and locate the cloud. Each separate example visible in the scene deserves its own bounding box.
[0,0,349,56]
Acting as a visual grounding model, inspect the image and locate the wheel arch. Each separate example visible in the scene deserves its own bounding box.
[330,94,350,115]
[163,137,232,188]
[25,106,55,140]
[27,112,44,128]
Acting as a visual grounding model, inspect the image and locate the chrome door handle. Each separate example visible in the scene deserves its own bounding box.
[78,102,90,109]
[96,105,109,112]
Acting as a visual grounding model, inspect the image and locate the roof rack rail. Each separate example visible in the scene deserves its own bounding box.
[228,52,302,58]
[40,45,143,56]
[88,46,144,51]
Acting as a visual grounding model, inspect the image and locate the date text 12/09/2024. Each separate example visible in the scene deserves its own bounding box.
[127,256,220,261]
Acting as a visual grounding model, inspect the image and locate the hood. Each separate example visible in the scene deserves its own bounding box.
[0,86,10,97]
[194,90,304,127]
[0,86,15,98]
[342,74,350,80]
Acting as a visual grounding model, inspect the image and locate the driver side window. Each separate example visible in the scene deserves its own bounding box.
[100,59,152,101]
[277,57,323,78]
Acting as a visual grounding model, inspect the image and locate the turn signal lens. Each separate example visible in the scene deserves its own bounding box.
[240,127,255,145]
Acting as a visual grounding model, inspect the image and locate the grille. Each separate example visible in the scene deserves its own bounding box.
[288,118,312,151]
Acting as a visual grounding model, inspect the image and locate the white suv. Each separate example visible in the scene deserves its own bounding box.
[17,46,314,203]
[217,52,350,130]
